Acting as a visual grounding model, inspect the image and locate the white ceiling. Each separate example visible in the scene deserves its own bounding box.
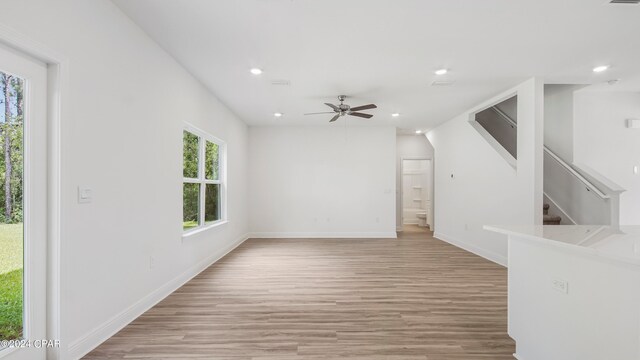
[113,0,640,131]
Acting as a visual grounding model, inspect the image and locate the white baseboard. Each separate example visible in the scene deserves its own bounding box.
[434,232,507,267]
[513,353,527,360]
[249,231,397,239]
[67,232,250,360]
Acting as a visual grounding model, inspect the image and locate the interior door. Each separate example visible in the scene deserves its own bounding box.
[0,43,48,360]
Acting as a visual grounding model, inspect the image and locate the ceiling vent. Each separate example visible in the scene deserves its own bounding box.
[609,0,640,4]
[271,80,291,86]
[431,80,455,87]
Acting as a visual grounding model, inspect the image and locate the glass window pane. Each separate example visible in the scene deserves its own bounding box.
[183,183,200,230]
[205,184,220,223]
[183,131,199,178]
[205,141,219,180]
[0,73,24,341]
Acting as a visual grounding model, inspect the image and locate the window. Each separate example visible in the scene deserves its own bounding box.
[182,125,225,233]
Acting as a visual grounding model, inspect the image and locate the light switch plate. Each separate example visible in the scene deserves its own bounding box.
[78,186,92,204]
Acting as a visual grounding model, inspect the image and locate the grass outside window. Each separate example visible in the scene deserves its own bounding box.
[0,224,23,340]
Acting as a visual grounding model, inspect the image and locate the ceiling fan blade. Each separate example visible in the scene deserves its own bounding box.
[349,112,373,119]
[325,103,340,111]
[350,104,377,112]
[304,112,335,115]
[329,114,341,122]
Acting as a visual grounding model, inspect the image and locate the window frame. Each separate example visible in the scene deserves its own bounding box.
[182,123,227,237]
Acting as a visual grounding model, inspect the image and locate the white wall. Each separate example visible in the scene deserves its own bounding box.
[508,234,640,360]
[396,135,434,229]
[427,78,544,265]
[475,106,518,159]
[494,95,518,123]
[543,84,619,226]
[574,91,640,225]
[544,84,584,162]
[249,126,396,238]
[0,0,249,358]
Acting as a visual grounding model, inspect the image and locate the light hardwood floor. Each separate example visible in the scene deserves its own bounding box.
[85,228,515,359]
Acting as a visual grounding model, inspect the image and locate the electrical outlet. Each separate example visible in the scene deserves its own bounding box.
[552,278,568,294]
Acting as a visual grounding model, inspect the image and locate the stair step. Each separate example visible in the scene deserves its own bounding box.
[543,214,561,225]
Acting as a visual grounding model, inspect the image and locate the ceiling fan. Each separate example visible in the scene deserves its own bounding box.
[304,95,377,122]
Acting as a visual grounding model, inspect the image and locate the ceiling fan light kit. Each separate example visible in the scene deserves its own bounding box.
[304,95,377,122]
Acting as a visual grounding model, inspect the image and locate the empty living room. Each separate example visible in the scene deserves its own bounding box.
[0,0,639,359]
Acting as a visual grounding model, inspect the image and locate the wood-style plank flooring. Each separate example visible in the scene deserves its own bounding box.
[85,226,514,359]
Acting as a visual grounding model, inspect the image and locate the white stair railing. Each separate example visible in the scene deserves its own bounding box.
[487,105,621,225]
[543,147,614,225]
[543,146,608,199]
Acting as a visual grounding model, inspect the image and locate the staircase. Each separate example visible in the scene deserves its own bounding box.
[543,204,561,225]
[472,100,619,226]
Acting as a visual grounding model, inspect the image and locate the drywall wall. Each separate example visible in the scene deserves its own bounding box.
[543,149,611,225]
[574,91,640,225]
[544,84,584,162]
[508,233,640,360]
[0,0,249,358]
[396,135,434,230]
[427,78,544,265]
[249,126,396,238]
[494,95,518,122]
[475,106,518,159]
[543,84,595,225]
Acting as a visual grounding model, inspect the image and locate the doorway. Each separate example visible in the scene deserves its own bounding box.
[401,158,432,231]
[0,43,48,360]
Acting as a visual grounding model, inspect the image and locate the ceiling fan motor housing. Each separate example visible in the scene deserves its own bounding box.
[338,95,350,113]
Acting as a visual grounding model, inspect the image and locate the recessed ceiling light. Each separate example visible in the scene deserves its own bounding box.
[435,68,448,75]
[392,113,400,117]
[593,65,609,73]
[415,130,422,134]
[274,112,283,117]
[250,68,263,75]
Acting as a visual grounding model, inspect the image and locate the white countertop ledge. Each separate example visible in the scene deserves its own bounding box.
[485,225,640,267]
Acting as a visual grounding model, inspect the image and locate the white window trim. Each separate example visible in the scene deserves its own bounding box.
[182,123,227,238]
